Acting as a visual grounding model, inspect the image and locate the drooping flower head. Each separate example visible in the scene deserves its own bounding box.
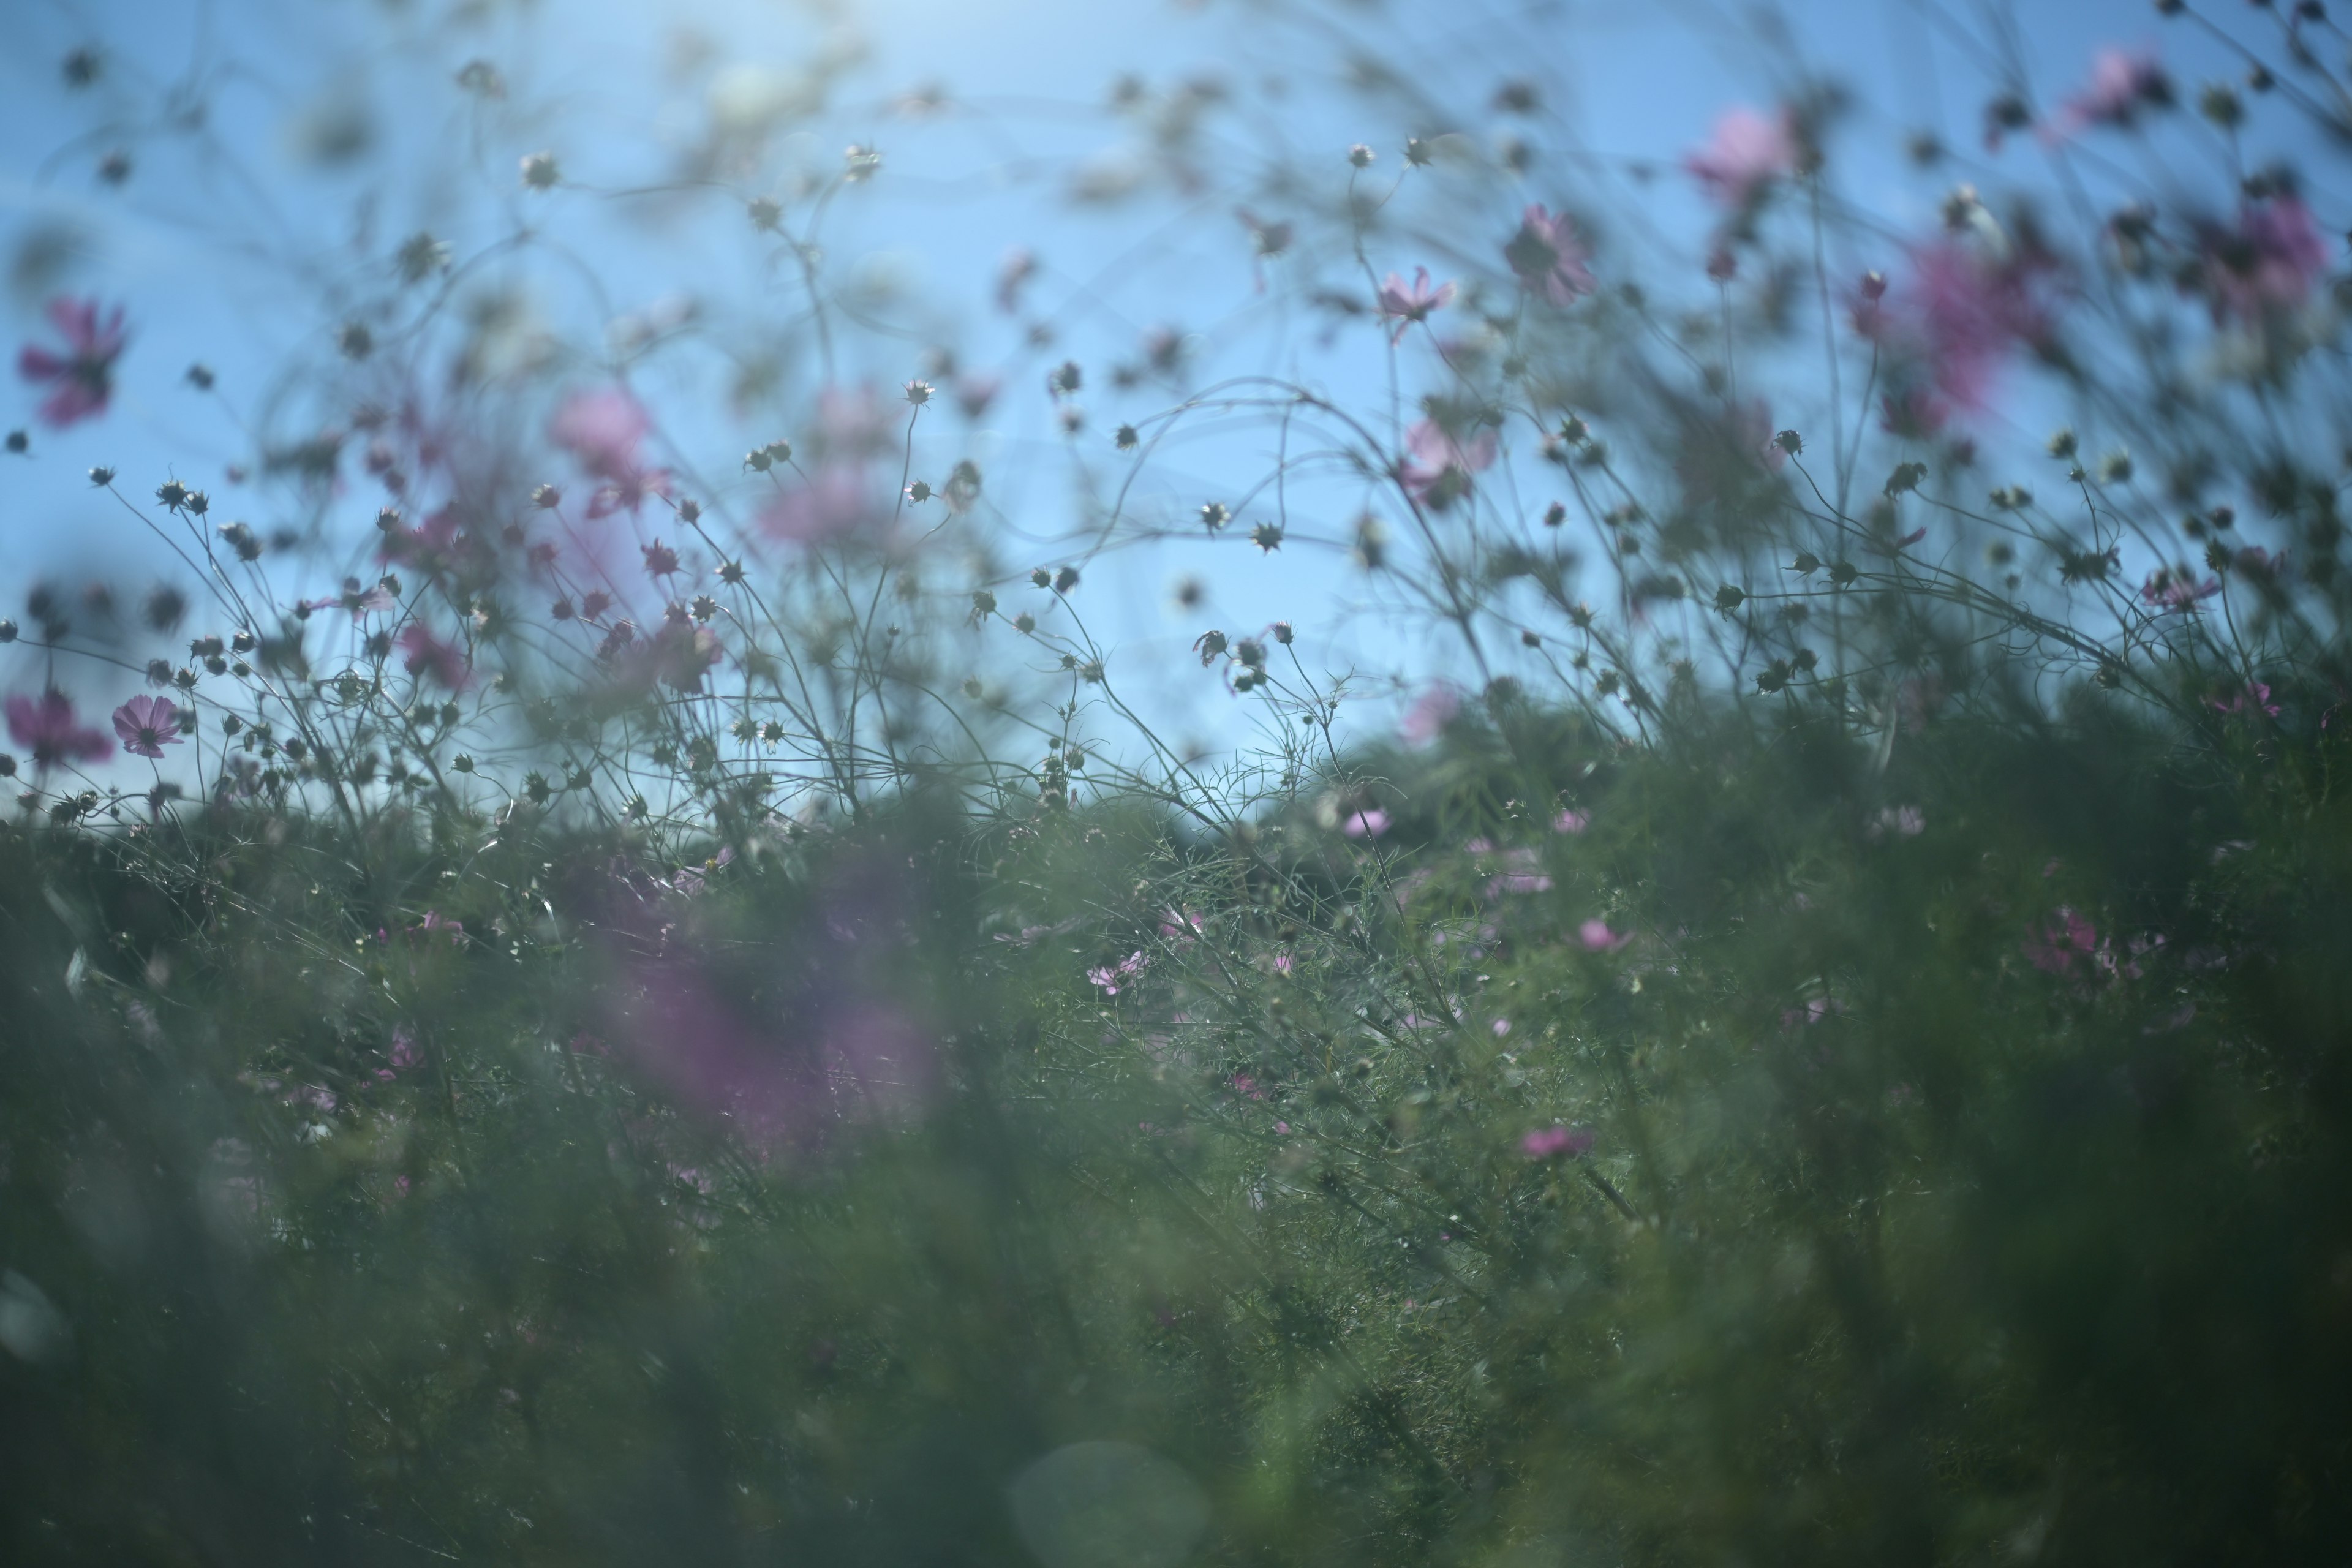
[6,689,112,767]
[111,694,183,759]
[1684,106,1799,211]
[17,298,129,428]
[1504,205,1596,306]
[1376,268,1455,343]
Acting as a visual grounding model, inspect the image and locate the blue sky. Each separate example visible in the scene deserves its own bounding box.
[1,0,2323,771]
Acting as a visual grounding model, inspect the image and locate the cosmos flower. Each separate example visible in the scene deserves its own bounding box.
[396,624,473,690]
[1376,268,1455,343]
[1503,205,1596,305]
[17,297,129,428]
[2048,48,2171,140]
[1684,105,1798,209]
[2198,197,2328,325]
[1860,241,2054,433]
[1398,419,1497,508]
[1521,1124,1596,1159]
[6,689,111,767]
[111,694,183,759]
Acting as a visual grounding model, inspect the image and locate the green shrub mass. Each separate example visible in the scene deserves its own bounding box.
[3,685,2348,1565]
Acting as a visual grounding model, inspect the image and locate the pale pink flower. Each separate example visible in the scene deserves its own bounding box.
[1504,205,1596,304]
[111,694,183,759]
[1398,419,1496,507]
[2023,908,2099,974]
[1553,809,1589,834]
[397,624,473,690]
[1087,951,1148,995]
[1401,682,1461,747]
[1520,1124,1594,1159]
[17,297,128,428]
[2139,570,2220,612]
[549,387,651,480]
[1684,106,1798,209]
[760,465,875,543]
[1376,268,1455,343]
[1861,243,2054,434]
[6,690,111,767]
[2049,48,2171,139]
[1491,1017,1512,1038]
[1343,808,1390,839]
[2212,680,2280,718]
[1577,919,1629,952]
[2199,198,2328,325]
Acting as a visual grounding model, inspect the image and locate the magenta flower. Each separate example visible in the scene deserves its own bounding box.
[2023,907,2100,975]
[1520,1124,1595,1160]
[1683,105,1798,209]
[17,297,128,428]
[1087,951,1148,996]
[1577,919,1630,952]
[760,464,875,543]
[1503,205,1596,305]
[2212,680,2281,718]
[396,624,473,690]
[1376,268,1455,343]
[1398,419,1496,508]
[550,387,673,517]
[2139,570,2220,613]
[1860,242,2053,433]
[111,694,184,759]
[549,387,650,480]
[2199,197,2328,325]
[2049,48,2171,139]
[6,689,111,767]
[1343,807,1390,840]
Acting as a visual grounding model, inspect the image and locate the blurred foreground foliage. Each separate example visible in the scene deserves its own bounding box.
[2,684,2348,1567]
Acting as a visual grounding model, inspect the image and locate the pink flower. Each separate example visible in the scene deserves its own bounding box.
[1398,419,1497,508]
[1520,1124,1594,1160]
[6,689,111,767]
[1087,951,1148,995]
[1553,809,1589,834]
[549,387,651,480]
[1401,682,1461,747]
[550,388,673,516]
[390,1029,422,1070]
[396,624,473,690]
[1376,268,1455,342]
[1158,908,1204,941]
[1868,805,1926,840]
[17,297,128,428]
[2213,680,2280,718]
[760,464,876,543]
[2199,198,2328,324]
[2140,570,2220,612]
[1577,919,1629,952]
[1491,1017,1512,1038]
[2023,908,2099,974]
[1273,951,1294,976]
[111,694,183,759]
[1683,105,1798,209]
[1861,243,2054,433]
[1343,808,1390,839]
[2049,48,2171,139]
[1504,205,1596,305]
